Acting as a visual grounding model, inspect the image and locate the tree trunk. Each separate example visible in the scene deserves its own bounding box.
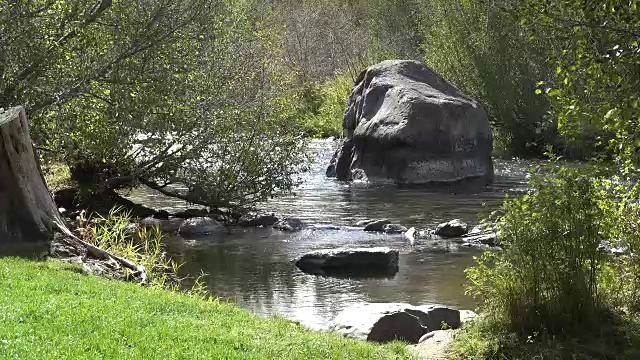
[0,106,62,255]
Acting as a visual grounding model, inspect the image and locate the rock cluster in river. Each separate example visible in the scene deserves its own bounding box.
[326,60,493,185]
[330,302,476,344]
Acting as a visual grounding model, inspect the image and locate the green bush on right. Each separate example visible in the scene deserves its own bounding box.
[453,164,640,359]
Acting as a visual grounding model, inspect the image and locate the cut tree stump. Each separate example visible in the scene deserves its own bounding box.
[0,107,148,281]
[0,106,62,254]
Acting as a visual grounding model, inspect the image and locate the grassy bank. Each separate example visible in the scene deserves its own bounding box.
[0,258,414,359]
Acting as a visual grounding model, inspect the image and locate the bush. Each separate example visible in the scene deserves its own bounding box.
[300,74,353,138]
[456,164,640,358]
[467,167,611,335]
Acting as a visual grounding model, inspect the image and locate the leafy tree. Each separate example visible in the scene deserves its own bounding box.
[514,0,640,169]
[1,0,308,210]
[417,0,555,156]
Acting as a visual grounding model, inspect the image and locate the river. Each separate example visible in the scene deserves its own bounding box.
[127,139,533,330]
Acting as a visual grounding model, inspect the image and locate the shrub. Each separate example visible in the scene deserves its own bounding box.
[300,74,353,138]
[467,166,614,335]
[458,164,640,358]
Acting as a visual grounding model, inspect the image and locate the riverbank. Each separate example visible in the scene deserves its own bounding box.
[0,257,414,359]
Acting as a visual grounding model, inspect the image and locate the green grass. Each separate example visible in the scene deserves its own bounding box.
[0,258,414,360]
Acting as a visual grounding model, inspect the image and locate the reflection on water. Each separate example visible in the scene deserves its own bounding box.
[128,139,533,329]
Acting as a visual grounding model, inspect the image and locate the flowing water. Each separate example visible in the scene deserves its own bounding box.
[128,139,534,330]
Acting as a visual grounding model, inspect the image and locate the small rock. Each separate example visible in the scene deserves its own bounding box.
[405,227,416,244]
[178,217,226,236]
[435,219,468,238]
[356,219,374,227]
[383,223,408,234]
[153,210,170,219]
[364,219,391,232]
[174,208,209,218]
[238,214,280,227]
[140,217,183,233]
[273,218,305,232]
[460,310,478,324]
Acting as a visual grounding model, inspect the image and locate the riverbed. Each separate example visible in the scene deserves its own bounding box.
[127,139,533,330]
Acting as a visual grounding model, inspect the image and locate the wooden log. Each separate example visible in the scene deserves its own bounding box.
[0,107,63,254]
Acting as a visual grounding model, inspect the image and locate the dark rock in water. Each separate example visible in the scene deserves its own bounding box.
[330,302,464,344]
[238,214,280,227]
[178,217,226,236]
[383,223,408,234]
[435,219,468,238]
[327,60,493,185]
[307,224,341,231]
[350,168,368,182]
[462,231,498,247]
[153,210,170,219]
[140,217,183,233]
[326,139,354,179]
[273,217,305,232]
[174,208,209,219]
[355,219,374,227]
[295,247,399,278]
[363,219,391,232]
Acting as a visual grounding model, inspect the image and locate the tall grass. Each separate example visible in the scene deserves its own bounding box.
[77,207,204,292]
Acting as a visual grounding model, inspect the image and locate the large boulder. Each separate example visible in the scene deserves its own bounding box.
[295,247,399,278]
[330,302,463,344]
[327,60,493,185]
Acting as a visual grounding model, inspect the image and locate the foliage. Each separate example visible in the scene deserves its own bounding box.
[1,0,309,210]
[0,257,415,359]
[458,163,640,358]
[300,74,353,138]
[452,315,640,360]
[76,207,191,290]
[41,162,73,193]
[466,166,613,335]
[514,0,640,168]
[418,0,555,156]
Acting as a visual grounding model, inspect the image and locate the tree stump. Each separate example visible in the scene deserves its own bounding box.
[0,106,62,255]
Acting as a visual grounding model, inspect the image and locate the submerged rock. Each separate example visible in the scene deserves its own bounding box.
[178,217,226,236]
[174,208,209,219]
[273,217,305,232]
[435,219,469,238]
[327,60,493,185]
[295,247,399,278]
[238,214,280,227]
[363,219,391,232]
[383,223,408,234]
[330,302,464,344]
[140,217,183,233]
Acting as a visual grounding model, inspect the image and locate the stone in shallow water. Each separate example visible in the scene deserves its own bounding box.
[273,217,305,232]
[383,223,408,234]
[435,219,469,238]
[140,217,183,233]
[363,219,391,232]
[238,214,279,227]
[295,247,399,278]
[178,217,226,236]
[330,302,463,344]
